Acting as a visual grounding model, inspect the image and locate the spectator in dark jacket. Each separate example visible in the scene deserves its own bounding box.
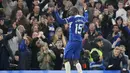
[30,31,47,69]
[51,39,64,70]
[104,46,128,70]
[96,32,112,59]
[0,24,17,70]
[30,32,40,69]
[121,23,130,59]
[83,23,98,51]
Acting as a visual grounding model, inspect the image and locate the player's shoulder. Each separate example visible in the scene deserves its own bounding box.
[75,15,86,22]
[74,15,84,18]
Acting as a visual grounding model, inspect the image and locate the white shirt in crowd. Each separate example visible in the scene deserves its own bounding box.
[116,8,127,21]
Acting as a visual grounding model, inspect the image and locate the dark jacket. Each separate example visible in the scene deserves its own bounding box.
[0,29,16,70]
[104,51,128,70]
[121,26,130,58]
[0,24,8,34]
[101,14,114,39]
[30,38,40,69]
[83,31,98,51]
[101,38,112,59]
[51,47,63,70]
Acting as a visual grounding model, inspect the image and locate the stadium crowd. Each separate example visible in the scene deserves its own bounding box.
[0,0,130,71]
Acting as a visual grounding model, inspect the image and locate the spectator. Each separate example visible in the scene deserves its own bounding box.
[12,10,30,35]
[44,14,57,44]
[89,38,104,70]
[108,4,116,19]
[92,17,101,32]
[88,0,95,8]
[42,2,55,15]
[53,27,67,47]
[116,16,124,28]
[9,50,19,70]
[80,49,90,70]
[11,0,29,20]
[83,23,98,51]
[127,8,130,22]
[101,5,115,38]
[105,0,118,9]
[51,39,64,70]
[95,1,103,12]
[30,31,47,69]
[107,25,121,47]
[27,5,41,24]
[30,32,40,69]
[0,23,17,70]
[116,1,127,21]
[8,25,25,55]
[120,45,129,69]
[121,21,130,59]
[37,42,56,70]
[96,32,112,59]
[2,0,27,19]
[31,25,39,36]
[0,15,8,34]
[104,46,128,70]
[63,0,73,18]
[18,35,32,70]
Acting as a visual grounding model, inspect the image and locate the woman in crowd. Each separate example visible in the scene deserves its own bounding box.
[18,35,32,70]
[51,39,64,70]
[53,27,67,47]
[37,42,56,70]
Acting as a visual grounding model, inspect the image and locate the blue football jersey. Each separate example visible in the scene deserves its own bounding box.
[65,15,85,41]
[54,11,87,41]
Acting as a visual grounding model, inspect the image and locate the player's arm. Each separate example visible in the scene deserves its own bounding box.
[83,3,88,23]
[54,11,67,24]
[83,10,88,23]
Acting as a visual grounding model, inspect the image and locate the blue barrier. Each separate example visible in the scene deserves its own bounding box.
[0,70,123,73]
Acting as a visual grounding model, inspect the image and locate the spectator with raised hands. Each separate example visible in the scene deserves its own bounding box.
[27,5,41,24]
[2,0,28,19]
[37,42,56,70]
[11,0,29,20]
[8,25,25,56]
[0,21,17,70]
[63,0,73,18]
[11,10,30,36]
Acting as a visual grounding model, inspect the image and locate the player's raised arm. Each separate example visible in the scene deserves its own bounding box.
[83,11,88,23]
[53,6,67,24]
[83,3,88,23]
